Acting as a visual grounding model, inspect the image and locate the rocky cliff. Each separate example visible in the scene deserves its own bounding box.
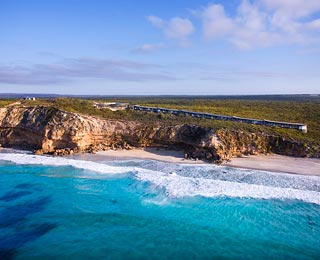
[0,106,319,162]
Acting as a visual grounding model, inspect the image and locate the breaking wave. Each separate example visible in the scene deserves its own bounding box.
[135,170,320,205]
[1,152,320,205]
[0,153,129,174]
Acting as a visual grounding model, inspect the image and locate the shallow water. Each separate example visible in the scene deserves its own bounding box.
[0,153,319,259]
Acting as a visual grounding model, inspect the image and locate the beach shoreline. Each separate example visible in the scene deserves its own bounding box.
[91,148,320,176]
[1,147,319,176]
[59,147,320,176]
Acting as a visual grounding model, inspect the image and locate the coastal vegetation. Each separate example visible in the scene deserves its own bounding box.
[1,96,319,146]
[0,99,18,107]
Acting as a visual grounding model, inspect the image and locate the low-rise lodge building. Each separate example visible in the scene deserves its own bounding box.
[132,105,307,133]
[23,97,36,101]
[93,102,129,111]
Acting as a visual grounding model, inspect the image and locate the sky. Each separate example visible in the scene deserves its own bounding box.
[0,0,320,95]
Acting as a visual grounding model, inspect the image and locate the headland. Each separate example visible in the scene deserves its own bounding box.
[0,97,319,172]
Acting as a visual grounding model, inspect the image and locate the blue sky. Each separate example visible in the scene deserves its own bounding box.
[0,0,320,95]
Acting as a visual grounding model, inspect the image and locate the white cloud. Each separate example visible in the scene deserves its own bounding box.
[146,1,320,50]
[261,0,320,18]
[231,0,282,49]
[0,58,176,84]
[202,4,234,38]
[147,15,194,43]
[132,43,165,54]
[237,0,267,31]
[306,19,320,30]
[147,15,164,28]
[199,0,320,49]
[164,17,194,40]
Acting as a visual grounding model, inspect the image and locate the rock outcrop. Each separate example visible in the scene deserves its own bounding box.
[0,106,319,162]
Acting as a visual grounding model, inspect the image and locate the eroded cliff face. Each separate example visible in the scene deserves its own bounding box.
[0,106,318,162]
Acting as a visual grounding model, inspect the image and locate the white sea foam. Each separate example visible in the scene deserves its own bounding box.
[0,153,129,174]
[135,170,320,205]
[111,159,320,192]
[1,152,320,205]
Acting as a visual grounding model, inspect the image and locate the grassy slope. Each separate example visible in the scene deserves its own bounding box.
[1,97,319,145]
[0,100,18,107]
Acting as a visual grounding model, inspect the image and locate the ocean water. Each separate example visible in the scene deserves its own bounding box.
[0,152,319,260]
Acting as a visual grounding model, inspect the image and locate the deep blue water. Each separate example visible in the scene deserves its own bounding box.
[0,153,319,259]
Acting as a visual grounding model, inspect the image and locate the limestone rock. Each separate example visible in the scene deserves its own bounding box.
[0,106,318,162]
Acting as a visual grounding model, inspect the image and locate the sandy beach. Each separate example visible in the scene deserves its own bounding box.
[97,148,203,164]
[223,154,320,176]
[1,147,319,176]
[94,148,320,176]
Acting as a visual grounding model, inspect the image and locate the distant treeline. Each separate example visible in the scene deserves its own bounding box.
[0,94,320,102]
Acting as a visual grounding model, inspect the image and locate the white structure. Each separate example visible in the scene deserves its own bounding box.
[133,105,308,133]
[23,97,36,101]
[93,102,129,111]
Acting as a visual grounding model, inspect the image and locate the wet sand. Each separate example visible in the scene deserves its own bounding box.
[1,147,319,176]
[96,148,320,176]
[223,154,320,176]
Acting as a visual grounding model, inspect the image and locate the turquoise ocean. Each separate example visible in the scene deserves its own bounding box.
[0,151,319,259]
